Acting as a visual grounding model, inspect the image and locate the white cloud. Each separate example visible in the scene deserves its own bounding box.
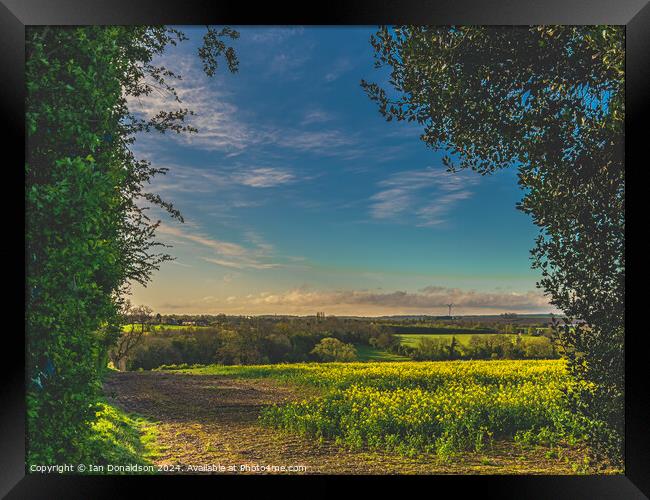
[157,222,285,270]
[324,58,353,82]
[249,27,305,44]
[370,167,479,226]
[275,129,358,157]
[129,55,360,158]
[158,223,249,256]
[238,286,552,313]
[234,167,295,188]
[202,257,282,270]
[301,109,335,125]
[148,162,297,195]
[127,58,255,154]
[267,52,310,76]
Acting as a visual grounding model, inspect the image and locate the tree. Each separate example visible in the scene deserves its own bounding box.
[447,336,459,360]
[362,25,624,465]
[109,302,154,370]
[415,337,449,361]
[370,331,396,349]
[216,326,267,365]
[310,338,358,362]
[26,25,239,464]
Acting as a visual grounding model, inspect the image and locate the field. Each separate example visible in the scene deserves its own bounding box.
[395,333,548,347]
[354,344,410,362]
[170,360,585,457]
[121,323,210,332]
[105,358,615,474]
[104,358,611,474]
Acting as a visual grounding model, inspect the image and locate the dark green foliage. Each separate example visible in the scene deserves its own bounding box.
[362,26,624,464]
[310,337,358,362]
[26,26,238,465]
[409,334,557,361]
[125,318,390,369]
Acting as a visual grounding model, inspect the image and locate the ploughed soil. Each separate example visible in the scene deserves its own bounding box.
[104,371,591,475]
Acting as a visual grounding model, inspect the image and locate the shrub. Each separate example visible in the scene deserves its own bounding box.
[522,337,555,359]
[413,337,451,361]
[310,338,358,362]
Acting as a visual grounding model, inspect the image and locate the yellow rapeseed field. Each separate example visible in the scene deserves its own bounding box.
[255,359,589,457]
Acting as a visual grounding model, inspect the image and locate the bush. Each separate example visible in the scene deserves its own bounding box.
[310,338,358,362]
[128,330,222,370]
[412,338,452,361]
[522,337,555,359]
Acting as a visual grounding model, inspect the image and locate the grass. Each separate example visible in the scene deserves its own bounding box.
[396,333,548,347]
[388,326,496,335]
[84,402,160,473]
[354,344,410,362]
[121,323,211,332]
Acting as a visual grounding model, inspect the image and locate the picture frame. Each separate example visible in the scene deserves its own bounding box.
[1,0,646,497]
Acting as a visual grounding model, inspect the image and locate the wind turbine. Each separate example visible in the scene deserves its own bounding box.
[447,303,454,317]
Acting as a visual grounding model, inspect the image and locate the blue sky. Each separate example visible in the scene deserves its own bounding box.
[129,26,556,316]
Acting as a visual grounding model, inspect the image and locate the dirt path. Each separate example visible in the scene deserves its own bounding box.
[104,371,583,475]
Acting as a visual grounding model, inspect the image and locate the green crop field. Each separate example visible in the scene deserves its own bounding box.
[396,333,548,347]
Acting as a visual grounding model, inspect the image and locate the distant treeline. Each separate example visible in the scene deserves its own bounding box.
[121,316,394,370]
[116,315,559,370]
[394,334,559,361]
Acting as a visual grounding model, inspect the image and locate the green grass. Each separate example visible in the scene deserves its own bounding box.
[354,344,410,362]
[396,333,548,347]
[388,325,496,335]
[84,402,160,473]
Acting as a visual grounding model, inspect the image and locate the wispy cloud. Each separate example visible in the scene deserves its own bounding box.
[370,167,479,226]
[249,27,305,44]
[149,163,297,194]
[158,223,250,257]
[202,257,281,270]
[234,167,295,188]
[128,57,254,154]
[267,52,310,77]
[325,57,353,82]
[301,109,335,125]
[275,130,358,157]
[129,56,360,159]
[157,222,285,270]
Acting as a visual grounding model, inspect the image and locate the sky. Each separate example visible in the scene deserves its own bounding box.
[129,26,558,317]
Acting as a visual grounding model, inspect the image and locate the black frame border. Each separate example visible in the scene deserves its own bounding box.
[2,0,648,497]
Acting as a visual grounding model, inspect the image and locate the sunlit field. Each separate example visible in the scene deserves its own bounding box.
[121,324,210,332]
[396,333,550,347]
[168,359,591,460]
